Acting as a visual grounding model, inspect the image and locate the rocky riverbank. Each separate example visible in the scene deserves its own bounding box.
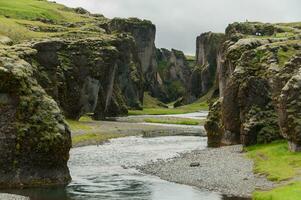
[138,145,275,198]
[0,193,29,200]
[71,119,206,147]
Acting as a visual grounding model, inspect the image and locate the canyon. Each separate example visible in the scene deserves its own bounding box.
[0,1,301,200]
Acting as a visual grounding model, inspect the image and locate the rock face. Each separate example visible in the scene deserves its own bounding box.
[0,6,149,188]
[21,35,143,120]
[156,48,192,102]
[184,32,225,103]
[0,47,71,188]
[108,18,166,100]
[204,22,301,151]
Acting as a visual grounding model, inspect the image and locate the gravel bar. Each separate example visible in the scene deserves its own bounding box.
[0,194,29,200]
[138,145,274,198]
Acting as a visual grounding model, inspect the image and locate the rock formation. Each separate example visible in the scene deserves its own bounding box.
[204,22,301,151]
[183,32,225,104]
[108,18,167,101]
[0,1,149,188]
[0,46,71,188]
[26,35,143,120]
[156,48,192,102]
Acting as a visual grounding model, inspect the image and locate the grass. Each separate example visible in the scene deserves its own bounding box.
[277,48,296,66]
[66,119,93,131]
[72,133,121,147]
[144,118,204,125]
[246,140,301,182]
[143,92,167,108]
[0,0,102,43]
[0,0,88,22]
[246,141,301,200]
[253,182,301,200]
[129,101,208,115]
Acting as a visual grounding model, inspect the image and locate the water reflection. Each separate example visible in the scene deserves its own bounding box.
[1,136,250,200]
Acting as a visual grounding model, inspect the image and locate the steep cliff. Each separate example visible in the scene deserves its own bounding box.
[25,35,142,120]
[108,18,166,100]
[184,32,225,103]
[0,0,147,188]
[204,22,301,151]
[156,48,192,102]
[0,46,71,188]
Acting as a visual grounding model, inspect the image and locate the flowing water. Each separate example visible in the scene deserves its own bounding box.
[3,135,249,200]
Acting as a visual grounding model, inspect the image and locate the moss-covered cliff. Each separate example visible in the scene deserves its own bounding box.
[0,0,148,188]
[156,48,192,103]
[204,21,301,151]
[0,46,71,188]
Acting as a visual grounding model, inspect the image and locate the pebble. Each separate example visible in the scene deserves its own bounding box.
[0,193,29,200]
[137,145,275,198]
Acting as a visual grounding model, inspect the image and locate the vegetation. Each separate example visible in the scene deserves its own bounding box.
[66,119,93,131]
[72,133,122,147]
[129,101,208,115]
[143,92,167,108]
[246,141,301,200]
[0,0,105,43]
[253,182,301,200]
[144,118,205,125]
[0,0,88,22]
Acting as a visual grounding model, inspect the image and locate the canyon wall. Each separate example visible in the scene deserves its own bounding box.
[183,32,225,104]
[204,22,301,151]
[108,18,167,101]
[0,5,153,188]
[0,46,71,188]
[156,48,192,102]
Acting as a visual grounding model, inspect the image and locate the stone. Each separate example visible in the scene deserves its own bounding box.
[204,22,301,150]
[156,48,192,102]
[190,162,200,167]
[0,193,29,200]
[0,36,13,45]
[183,32,226,104]
[0,51,71,188]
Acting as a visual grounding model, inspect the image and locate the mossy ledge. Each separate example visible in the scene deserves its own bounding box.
[0,0,151,189]
[203,21,301,151]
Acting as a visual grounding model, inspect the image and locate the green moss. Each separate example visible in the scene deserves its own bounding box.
[246,141,301,182]
[66,119,93,131]
[72,133,121,147]
[129,101,208,115]
[277,48,296,66]
[143,92,167,109]
[253,182,301,200]
[144,118,204,125]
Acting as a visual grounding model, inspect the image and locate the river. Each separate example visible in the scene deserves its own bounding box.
[2,133,249,200]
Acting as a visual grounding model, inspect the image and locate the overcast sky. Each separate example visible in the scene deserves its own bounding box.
[55,0,301,54]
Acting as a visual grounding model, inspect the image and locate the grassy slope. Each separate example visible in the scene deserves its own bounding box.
[129,92,208,115]
[129,101,208,115]
[143,92,167,108]
[246,141,301,200]
[67,117,137,147]
[0,0,84,21]
[144,118,205,125]
[0,0,99,43]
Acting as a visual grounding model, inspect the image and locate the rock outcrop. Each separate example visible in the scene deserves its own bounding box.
[24,35,143,120]
[108,18,166,100]
[184,32,225,103]
[156,48,192,102]
[0,1,150,189]
[204,22,301,151]
[0,47,71,188]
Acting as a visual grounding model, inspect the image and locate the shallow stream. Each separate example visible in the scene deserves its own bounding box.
[3,135,249,200]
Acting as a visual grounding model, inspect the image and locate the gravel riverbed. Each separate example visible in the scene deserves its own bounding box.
[138,145,274,198]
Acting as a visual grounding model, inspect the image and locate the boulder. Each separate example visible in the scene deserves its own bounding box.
[0,49,71,188]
